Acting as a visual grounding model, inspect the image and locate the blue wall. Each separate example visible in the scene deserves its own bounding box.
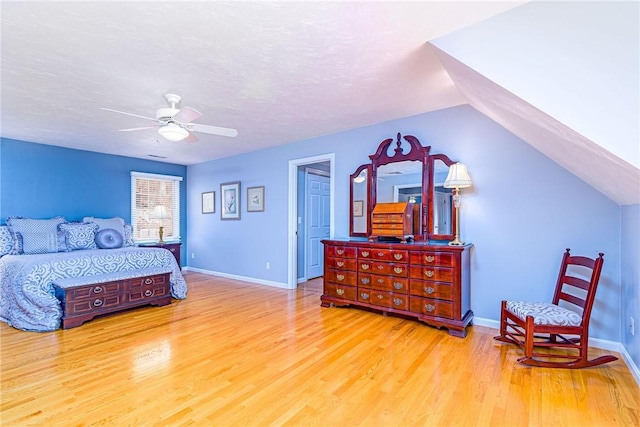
[187,105,625,341]
[0,138,188,265]
[622,205,640,368]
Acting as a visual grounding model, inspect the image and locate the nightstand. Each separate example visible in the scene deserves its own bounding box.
[139,242,181,269]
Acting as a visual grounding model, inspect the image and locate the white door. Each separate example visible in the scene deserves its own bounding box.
[306,171,330,279]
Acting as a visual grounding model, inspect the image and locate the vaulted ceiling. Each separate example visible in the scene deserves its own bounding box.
[1,1,638,205]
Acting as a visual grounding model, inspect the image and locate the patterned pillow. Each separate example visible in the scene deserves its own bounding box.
[59,222,98,251]
[0,226,14,257]
[123,224,135,247]
[95,228,124,249]
[6,216,67,254]
[17,231,61,255]
[83,217,125,238]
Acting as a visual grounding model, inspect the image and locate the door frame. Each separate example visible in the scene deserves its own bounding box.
[288,153,335,289]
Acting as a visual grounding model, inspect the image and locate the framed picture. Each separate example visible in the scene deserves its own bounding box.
[220,181,241,220]
[202,191,215,214]
[247,186,265,212]
[353,200,364,217]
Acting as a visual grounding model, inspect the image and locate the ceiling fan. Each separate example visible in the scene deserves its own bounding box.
[101,93,238,142]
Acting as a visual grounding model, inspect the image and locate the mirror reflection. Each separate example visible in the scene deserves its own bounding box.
[432,159,453,235]
[352,168,368,234]
[376,160,422,203]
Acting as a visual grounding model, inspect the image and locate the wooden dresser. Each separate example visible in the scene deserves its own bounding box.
[321,239,472,337]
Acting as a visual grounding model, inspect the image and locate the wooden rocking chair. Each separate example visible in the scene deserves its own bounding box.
[494,248,618,368]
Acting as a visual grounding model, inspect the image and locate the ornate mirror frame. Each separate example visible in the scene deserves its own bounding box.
[349,133,457,241]
[349,164,371,237]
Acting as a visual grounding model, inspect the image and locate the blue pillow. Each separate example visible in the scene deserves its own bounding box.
[7,216,67,254]
[95,228,124,249]
[60,222,98,251]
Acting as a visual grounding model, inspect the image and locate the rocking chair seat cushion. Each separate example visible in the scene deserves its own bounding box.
[506,301,582,326]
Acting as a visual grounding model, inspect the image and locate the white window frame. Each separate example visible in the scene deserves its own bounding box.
[130,171,182,243]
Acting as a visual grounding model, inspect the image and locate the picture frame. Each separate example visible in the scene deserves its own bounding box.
[353,200,364,217]
[247,186,265,212]
[202,191,215,214]
[220,181,241,220]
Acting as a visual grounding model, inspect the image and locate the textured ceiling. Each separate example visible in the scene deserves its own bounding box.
[0,1,524,165]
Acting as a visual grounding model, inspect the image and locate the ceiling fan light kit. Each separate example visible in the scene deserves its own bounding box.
[158,122,189,142]
[101,93,238,142]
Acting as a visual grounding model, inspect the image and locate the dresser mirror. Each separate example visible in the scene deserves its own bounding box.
[349,133,457,241]
[350,164,370,237]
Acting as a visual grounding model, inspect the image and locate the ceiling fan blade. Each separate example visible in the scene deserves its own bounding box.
[184,132,199,143]
[190,123,238,138]
[118,126,157,132]
[100,107,158,122]
[173,106,202,124]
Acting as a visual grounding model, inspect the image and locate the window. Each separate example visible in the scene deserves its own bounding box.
[130,171,182,243]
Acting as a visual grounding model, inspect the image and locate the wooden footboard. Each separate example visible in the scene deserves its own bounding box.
[53,269,172,329]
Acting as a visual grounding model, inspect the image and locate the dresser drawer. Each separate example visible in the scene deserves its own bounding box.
[327,246,357,258]
[371,213,404,223]
[359,261,408,277]
[360,274,408,293]
[409,296,453,319]
[327,257,357,271]
[128,274,168,287]
[409,280,453,300]
[129,284,170,303]
[65,282,122,301]
[65,294,125,315]
[325,283,356,301]
[358,248,408,262]
[326,269,357,286]
[371,226,405,236]
[362,290,409,310]
[409,266,454,282]
[409,251,454,267]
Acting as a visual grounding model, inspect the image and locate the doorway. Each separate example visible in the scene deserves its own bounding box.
[287,154,335,289]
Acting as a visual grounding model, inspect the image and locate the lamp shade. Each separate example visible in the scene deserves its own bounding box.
[152,205,171,219]
[443,163,472,189]
[158,123,189,142]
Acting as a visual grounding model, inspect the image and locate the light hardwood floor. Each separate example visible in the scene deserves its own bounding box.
[1,272,638,426]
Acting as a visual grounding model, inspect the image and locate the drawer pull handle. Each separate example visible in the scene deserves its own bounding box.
[394,254,403,260]
[377,265,384,270]
[394,267,404,274]
[336,261,344,267]
[361,292,369,299]
[144,290,153,297]
[170,248,176,252]
[378,278,384,284]
[425,303,435,312]
[144,278,153,285]
[93,286,103,294]
[424,286,435,294]
[337,249,344,255]
[425,256,435,263]
[393,282,403,290]
[93,299,103,307]
[361,264,370,270]
[361,278,370,285]
[336,288,345,296]
[377,252,384,257]
[424,270,435,278]
[377,294,384,299]
[336,274,345,281]
[361,251,369,257]
[393,298,403,306]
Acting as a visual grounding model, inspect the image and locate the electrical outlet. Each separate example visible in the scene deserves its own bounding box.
[630,317,635,336]
[266,262,270,270]
[191,253,195,259]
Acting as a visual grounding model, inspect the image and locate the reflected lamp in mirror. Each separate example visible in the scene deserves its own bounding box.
[152,205,171,243]
[353,170,366,183]
[443,163,472,246]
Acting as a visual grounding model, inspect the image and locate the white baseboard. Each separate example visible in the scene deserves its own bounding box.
[474,316,640,386]
[182,266,289,289]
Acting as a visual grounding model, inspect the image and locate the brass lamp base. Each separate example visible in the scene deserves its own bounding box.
[449,238,465,246]
[158,226,165,244]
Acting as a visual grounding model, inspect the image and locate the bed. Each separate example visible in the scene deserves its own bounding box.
[0,246,187,332]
